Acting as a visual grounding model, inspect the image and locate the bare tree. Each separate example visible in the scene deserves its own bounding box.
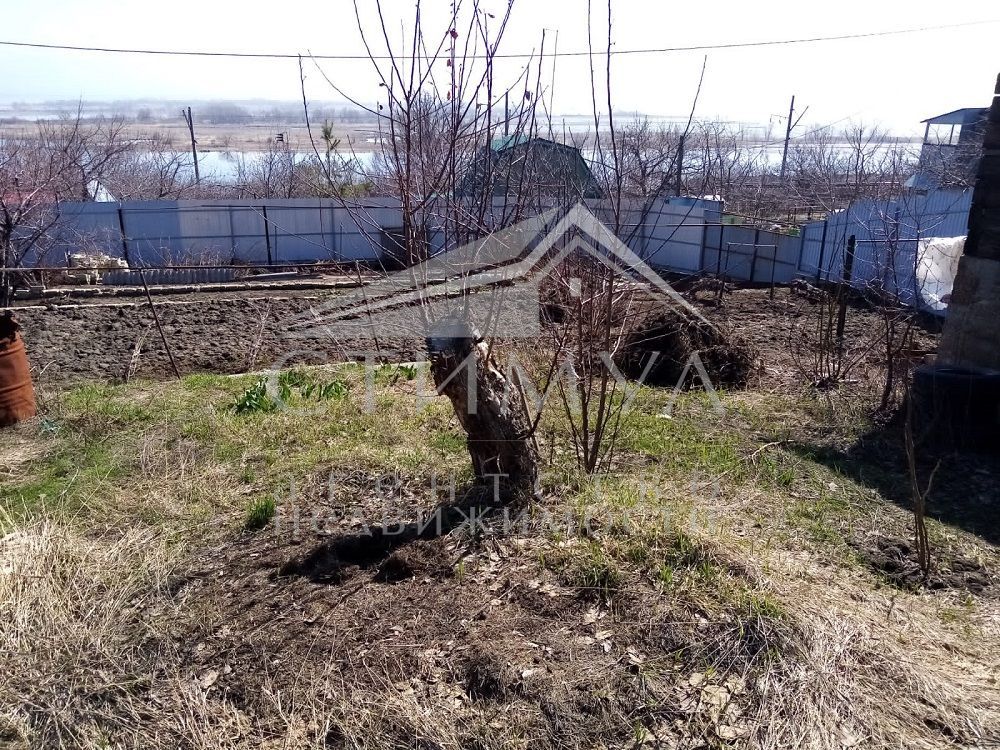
[104,130,198,200]
[0,113,130,303]
[785,126,925,407]
[231,140,302,199]
[297,0,746,490]
[688,122,763,211]
[604,117,681,200]
[302,0,545,498]
[782,124,915,218]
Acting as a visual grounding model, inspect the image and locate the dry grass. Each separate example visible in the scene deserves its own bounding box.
[746,548,1000,749]
[3,507,996,749]
[1,370,998,748]
[0,511,176,746]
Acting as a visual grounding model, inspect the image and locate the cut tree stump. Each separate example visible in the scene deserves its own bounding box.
[427,323,539,501]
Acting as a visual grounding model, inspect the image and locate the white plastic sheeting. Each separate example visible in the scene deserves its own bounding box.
[916,236,965,312]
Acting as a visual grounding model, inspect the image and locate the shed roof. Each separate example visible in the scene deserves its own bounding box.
[921,108,988,125]
[456,137,603,199]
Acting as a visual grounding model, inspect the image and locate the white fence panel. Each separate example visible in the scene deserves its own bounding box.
[642,198,722,272]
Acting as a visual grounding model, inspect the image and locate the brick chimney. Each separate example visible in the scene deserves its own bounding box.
[937,74,1000,369]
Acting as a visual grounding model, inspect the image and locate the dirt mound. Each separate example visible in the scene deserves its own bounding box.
[618,306,756,388]
[853,535,994,593]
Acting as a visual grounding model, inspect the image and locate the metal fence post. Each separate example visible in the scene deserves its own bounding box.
[262,205,273,265]
[835,234,857,346]
[116,207,130,265]
[749,227,761,282]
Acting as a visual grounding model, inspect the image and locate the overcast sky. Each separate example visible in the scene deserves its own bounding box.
[2,0,998,136]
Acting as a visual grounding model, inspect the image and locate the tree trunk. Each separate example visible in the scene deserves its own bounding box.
[427,327,538,501]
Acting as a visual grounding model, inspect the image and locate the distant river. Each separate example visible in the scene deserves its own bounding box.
[182,150,377,183]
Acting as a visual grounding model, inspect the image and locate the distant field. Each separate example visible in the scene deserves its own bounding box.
[0,119,380,153]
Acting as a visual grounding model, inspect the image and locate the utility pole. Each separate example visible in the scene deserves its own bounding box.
[779,94,808,182]
[182,107,200,184]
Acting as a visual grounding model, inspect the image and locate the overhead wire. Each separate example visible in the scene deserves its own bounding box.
[0,19,995,61]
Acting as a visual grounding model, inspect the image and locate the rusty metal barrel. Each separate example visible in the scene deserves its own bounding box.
[0,312,36,427]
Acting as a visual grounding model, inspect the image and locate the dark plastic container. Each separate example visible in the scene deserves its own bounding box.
[911,364,1000,453]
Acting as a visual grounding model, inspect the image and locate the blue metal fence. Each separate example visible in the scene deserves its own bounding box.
[797,188,972,309]
[29,188,975,313]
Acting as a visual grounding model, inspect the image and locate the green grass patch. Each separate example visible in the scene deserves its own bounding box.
[2,367,471,531]
[553,540,624,598]
[245,495,277,531]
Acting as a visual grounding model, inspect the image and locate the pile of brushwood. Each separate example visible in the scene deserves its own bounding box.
[617,306,756,388]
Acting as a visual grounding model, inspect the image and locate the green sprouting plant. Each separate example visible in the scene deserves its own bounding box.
[657,563,675,588]
[278,370,309,388]
[233,378,276,415]
[277,370,309,401]
[318,380,349,400]
[301,379,349,401]
[375,363,419,385]
[245,495,277,531]
[233,372,349,415]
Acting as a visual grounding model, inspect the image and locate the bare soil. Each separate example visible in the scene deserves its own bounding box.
[10,285,942,388]
[852,535,994,593]
[153,474,779,749]
[14,290,424,384]
[689,285,942,388]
